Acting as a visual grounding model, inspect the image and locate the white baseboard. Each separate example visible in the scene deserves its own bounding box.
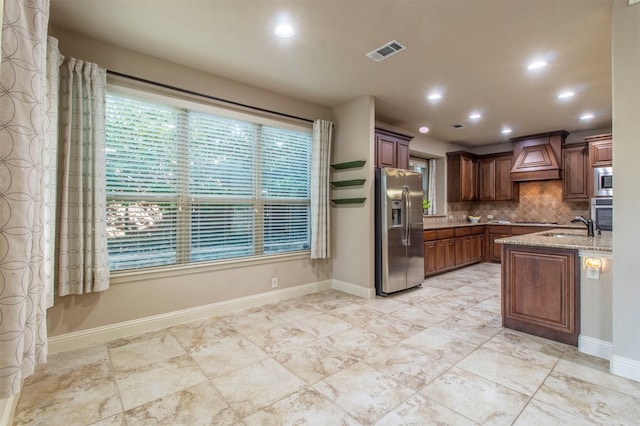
[48,280,332,354]
[611,354,640,383]
[331,279,376,299]
[0,394,18,426]
[578,335,613,360]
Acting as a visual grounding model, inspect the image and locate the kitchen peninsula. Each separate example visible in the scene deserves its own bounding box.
[497,229,612,349]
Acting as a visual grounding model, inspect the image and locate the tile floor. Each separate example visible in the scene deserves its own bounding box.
[13,263,640,425]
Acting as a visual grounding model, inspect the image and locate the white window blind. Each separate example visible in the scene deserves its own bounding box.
[105,89,311,271]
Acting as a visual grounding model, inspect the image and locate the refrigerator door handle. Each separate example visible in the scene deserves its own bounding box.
[402,185,410,246]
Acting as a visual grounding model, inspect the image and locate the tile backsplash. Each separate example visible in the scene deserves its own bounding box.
[442,180,589,225]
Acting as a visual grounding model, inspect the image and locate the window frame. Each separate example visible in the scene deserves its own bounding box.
[105,83,313,276]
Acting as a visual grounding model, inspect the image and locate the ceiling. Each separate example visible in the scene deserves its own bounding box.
[49,0,613,147]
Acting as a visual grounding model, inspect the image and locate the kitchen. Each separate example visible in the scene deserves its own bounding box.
[2,1,640,424]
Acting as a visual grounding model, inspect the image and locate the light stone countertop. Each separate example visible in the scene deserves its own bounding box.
[423,222,584,230]
[495,228,612,252]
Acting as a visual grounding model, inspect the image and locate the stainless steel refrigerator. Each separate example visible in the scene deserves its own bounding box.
[375,168,425,296]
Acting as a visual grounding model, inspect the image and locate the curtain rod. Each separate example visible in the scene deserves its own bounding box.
[106,70,315,124]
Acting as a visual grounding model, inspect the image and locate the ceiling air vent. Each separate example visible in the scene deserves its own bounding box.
[451,123,465,129]
[366,40,406,62]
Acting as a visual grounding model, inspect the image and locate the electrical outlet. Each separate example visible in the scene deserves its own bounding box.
[630,0,639,6]
[271,277,278,288]
[487,214,494,219]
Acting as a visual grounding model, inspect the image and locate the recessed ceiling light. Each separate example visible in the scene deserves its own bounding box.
[274,24,294,38]
[527,60,547,70]
[427,93,442,101]
[469,113,482,120]
[580,113,595,120]
[418,126,430,134]
[558,91,575,99]
[501,128,513,134]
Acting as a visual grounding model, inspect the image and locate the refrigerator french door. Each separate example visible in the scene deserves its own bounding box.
[375,168,425,296]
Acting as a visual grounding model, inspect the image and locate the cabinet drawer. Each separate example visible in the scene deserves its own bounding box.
[511,226,552,236]
[436,228,455,239]
[423,230,437,241]
[455,227,471,237]
[469,225,486,235]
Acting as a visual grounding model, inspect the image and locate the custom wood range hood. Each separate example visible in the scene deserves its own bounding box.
[510,130,569,182]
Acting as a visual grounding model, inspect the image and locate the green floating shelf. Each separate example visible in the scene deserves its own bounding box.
[331,160,366,170]
[331,198,366,205]
[330,179,366,188]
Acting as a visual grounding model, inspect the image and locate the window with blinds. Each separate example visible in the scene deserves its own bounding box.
[105,89,312,272]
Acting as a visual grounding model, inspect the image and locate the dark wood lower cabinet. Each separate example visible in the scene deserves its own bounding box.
[501,245,580,345]
[424,226,484,277]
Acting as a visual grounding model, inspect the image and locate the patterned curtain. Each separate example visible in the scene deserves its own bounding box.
[310,120,333,259]
[56,57,110,296]
[0,0,51,399]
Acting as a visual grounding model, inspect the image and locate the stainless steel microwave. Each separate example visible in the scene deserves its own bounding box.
[594,167,613,197]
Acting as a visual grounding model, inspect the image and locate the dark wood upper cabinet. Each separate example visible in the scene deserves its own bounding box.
[375,128,413,170]
[447,151,478,202]
[562,143,589,200]
[586,133,612,167]
[450,151,518,202]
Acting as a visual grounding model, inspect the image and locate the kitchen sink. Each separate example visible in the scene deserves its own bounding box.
[540,232,584,238]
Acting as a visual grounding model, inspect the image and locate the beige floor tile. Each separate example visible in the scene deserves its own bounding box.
[376,393,479,426]
[242,386,359,425]
[293,312,353,338]
[324,326,395,358]
[400,328,478,365]
[123,381,239,425]
[366,345,452,391]
[360,314,425,343]
[456,347,552,396]
[274,339,359,384]
[108,331,186,371]
[513,399,595,426]
[554,350,640,399]
[313,362,415,424]
[421,367,529,425]
[168,317,241,351]
[90,413,128,426]
[435,285,496,306]
[114,354,208,411]
[482,329,567,369]
[263,297,325,323]
[219,307,287,335]
[535,371,640,424]
[329,302,382,326]
[190,337,269,377]
[14,358,122,425]
[211,357,305,418]
[356,297,409,314]
[244,323,317,356]
[430,316,501,346]
[414,296,467,316]
[389,304,449,328]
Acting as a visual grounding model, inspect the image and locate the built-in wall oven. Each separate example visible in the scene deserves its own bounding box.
[594,167,613,197]
[591,197,612,231]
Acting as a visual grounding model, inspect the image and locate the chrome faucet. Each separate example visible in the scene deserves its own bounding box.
[571,215,598,237]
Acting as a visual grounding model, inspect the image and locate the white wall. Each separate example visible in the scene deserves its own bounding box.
[330,96,376,293]
[611,0,640,381]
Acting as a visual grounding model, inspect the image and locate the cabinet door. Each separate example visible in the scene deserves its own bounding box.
[489,233,510,262]
[563,145,589,200]
[495,155,518,201]
[444,239,456,269]
[502,245,579,345]
[461,157,478,201]
[478,158,496,201]
[376,135,397,168]
[424,241,437,276]
[396,142,410,170]
[590,140,612,167]
[473,235,485,262]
